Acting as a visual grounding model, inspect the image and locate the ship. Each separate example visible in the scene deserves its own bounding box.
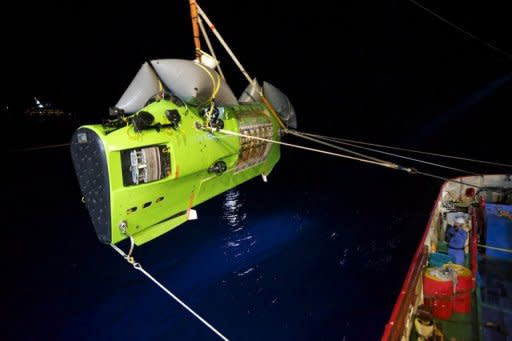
[382,174,512,340]
[23,97,67,119]
[4,97,78,151]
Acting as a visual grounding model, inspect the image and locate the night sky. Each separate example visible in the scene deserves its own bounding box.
[3,1,512,340]
[3,0,511,148]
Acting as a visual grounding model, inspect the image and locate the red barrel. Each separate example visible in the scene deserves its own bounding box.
[423,268,454,320]
[451,264,473,313]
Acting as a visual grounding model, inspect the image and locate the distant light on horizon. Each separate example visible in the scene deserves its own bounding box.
[34,97,44,108]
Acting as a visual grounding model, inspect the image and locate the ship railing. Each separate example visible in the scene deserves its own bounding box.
[382,245,429,340]
[382,185,445,341]
[470,206,482,284]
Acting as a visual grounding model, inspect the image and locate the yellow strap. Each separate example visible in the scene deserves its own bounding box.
[195,61,221,102]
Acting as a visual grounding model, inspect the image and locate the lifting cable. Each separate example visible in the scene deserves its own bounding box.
[286,130,389,164]
[285,129,508,189]
[111,237,230,341]
[290,130,512,169]
[195,4,251,85]
[196,4,288,131]
[193,2,510,171]
[197,16,225,79]
[9,142,70,153]
[214,128,408,171]
[288,130,477,175]
[211,127,485,189]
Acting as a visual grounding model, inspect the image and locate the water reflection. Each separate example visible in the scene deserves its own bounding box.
[222,189,247,228]
[221,189,257,276]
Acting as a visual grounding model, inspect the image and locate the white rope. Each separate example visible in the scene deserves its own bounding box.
[196,4,253,85]
[195,3,289,130]
[215,128,408,171]
[198,16,225,80]
[477,244,512,254]
[214,127,490,189]
[287,130,493,188]
[110,242,230,341]
[287,130,389,164]
[291,130,512,169]
[292,130,477,175]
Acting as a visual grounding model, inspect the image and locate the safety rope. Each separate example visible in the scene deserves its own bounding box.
[291,130,477,175]
[477,244,512,254]
[290,130,512,169]
[110,237,230,341]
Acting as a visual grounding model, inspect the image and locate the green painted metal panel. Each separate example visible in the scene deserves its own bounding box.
[71,98,281,245]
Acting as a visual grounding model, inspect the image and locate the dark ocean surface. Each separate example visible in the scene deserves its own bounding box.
[5,63,511,341]
[5,72,511,340]
[6,141,438,341]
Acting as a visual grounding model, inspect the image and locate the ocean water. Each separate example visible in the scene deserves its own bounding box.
[5,143,437,340]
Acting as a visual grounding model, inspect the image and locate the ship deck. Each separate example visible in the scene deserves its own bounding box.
[479,256,512,340]
[382,175,512,341]
[428,206,512,341]
[413,256,512,340]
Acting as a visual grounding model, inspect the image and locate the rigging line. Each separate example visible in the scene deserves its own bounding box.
[286,129,389,164]
[414,169,482,189]
[407,0,512,61]
[292,130,477,175]
[110,242,230,341]
[9,142,70,152]
[215,128,486,189]
[215,128,407,170]
[291,130,512,169]
[198,16,225,79]
[196,4,252,84]
[195,3,287,130]
[477,244,512,254]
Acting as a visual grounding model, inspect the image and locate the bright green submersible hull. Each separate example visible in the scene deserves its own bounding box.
[70,59,296,246]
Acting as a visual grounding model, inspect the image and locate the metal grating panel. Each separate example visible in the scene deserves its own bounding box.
[70,128,111,243]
